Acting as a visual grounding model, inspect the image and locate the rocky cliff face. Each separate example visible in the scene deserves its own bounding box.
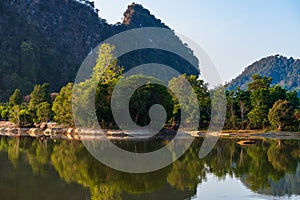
[227,55,300,93]
[122,3,167,28]
[0,1,199,101]
[0,0,110,100]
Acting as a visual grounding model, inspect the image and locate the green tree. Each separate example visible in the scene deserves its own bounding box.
[0,104,10,120]
[269,85,287,106]
[209,86,227,128]
[235,88,251,127]
[225,90,238,129]
[74,43,123,128]
[236,89,247,122]
[27,83,51,123]
[9,105,22,125]
[35,102,52,123]
[268,100,295,131]
[9,89,22,106]
[248,104,269,129]
[287,91,299,108]
[248,88,270,129]
[169,75,201,129]
[187,75,211,129]
[29,83,51,110]
[94,44,123,128]
[247,75,272,129]
[248,74,272,91]
[92,43,123,84]
[9,105,33,127]
[52,83,74,125]
[250,87,270,108]
[123,75,174,126]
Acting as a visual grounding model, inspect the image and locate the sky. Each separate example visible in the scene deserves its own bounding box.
[93,0,300,83]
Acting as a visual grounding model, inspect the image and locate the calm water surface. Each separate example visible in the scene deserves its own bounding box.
[0,136,299,200]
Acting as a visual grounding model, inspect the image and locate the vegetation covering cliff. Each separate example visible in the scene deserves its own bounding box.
[227,55,300,93]
[0,0,199,101]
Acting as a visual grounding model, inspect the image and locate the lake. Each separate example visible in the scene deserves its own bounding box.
[0,136,299,200]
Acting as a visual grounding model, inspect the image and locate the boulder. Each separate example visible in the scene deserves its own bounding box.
[29,128,42,137]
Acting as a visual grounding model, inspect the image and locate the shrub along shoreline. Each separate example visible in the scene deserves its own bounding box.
[0,44,299,132]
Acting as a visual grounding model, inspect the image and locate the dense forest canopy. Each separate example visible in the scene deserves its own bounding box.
[0,0,199,101]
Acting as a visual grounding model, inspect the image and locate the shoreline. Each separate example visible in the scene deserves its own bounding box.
[0,126,299,140]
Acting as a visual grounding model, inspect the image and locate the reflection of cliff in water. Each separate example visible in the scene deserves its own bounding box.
[241,164,300,196]
[0,136,299,199]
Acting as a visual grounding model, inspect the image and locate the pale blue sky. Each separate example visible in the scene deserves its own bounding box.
[94,0,300,83]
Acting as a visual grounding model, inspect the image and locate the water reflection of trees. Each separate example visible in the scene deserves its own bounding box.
[0,137,299,199]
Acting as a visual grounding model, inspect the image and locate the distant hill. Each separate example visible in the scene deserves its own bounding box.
[0,1,199,101]
[227,55,300,92]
